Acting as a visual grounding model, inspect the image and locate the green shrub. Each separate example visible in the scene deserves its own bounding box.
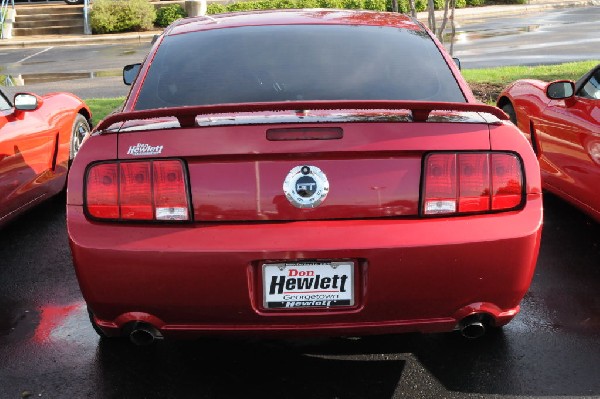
[226,1,260,11]
[205,0,468,15]
[466,0,485,6]
[394,0,406,13]
[318,0,345,7]
[298,0,321,7]
[271,0,299,8]
[397,0,466,12]
[207,3,227,13]
[344,0,365,8]
[90,0,156,34]
[414,0,427,11]
[364,0,386,10]
[155,4,187,27]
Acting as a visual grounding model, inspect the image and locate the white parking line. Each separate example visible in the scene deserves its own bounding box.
[16,46,54,64]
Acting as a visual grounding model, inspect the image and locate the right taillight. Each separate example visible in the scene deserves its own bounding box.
[422,152,524,216]
[85,159,190,222]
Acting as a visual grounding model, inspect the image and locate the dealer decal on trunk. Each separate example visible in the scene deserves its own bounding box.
[263,262,354,309]
[127,143,164,156]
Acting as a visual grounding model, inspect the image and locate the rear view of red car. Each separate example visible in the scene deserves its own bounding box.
[67,10,542,344]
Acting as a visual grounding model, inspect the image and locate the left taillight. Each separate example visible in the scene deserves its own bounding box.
[85,159,190,222]
[422,152,524,216]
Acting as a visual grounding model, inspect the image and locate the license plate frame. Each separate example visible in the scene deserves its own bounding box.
[262,261,354,309]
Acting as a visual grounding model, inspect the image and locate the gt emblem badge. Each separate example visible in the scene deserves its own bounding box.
[283,165,329,208]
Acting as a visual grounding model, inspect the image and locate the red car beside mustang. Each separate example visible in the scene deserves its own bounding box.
[498,64,600,222]
[67,10,543,345]
[0,87,91,227]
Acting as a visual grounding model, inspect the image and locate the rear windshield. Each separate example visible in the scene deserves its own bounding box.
[134,24,466,110]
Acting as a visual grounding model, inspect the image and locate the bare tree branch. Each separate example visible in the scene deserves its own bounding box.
[449,0,456,56]
[437,0,451,41]
[427,0,436,33]
[409,0,416,17]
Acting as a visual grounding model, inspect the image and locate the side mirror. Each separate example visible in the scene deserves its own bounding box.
[547,80,575,100]
[452,57,461,70]
[123,63,142,86]
[14,93,42,111]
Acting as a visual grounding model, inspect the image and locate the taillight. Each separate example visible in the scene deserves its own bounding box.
[153,160,189,220]
[85,159,190,222]
[422,152,523,216]
[120,162,153,220]
[86,163,119,219]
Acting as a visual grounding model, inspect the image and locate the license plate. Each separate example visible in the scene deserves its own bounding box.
[263,262,354,309]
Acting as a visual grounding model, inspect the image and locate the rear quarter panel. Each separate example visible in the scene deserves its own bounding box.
[41,92,91,171]
[500,79,549,135]
[489,121,542,197]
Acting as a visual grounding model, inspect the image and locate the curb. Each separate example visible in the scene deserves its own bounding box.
[0,32,163,49]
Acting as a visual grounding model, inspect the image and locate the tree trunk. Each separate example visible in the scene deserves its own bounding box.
[427,0,436,34]
[409,0,416,17]
[437,0,451,41]
[392,0,398,12]
[449,0,456,56]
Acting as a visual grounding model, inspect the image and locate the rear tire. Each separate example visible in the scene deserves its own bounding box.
[70,114,91,162]
[64,0,84,4]
[501,101,517,126]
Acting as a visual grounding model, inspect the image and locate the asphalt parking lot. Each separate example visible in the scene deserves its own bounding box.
[0,192,598,398]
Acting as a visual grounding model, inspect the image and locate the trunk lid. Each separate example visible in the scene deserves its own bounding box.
[115,111,493,222]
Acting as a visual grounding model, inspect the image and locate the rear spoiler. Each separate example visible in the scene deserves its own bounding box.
[95,100,509,132]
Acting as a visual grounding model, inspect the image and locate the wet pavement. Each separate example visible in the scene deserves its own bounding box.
[0,192,599,398]
[1,5,600,397]
[452,6,600,68]
[0,43,151,99]
[1,6,600,101]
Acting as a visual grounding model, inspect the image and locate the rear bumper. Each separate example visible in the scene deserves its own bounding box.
[68,196,542,338]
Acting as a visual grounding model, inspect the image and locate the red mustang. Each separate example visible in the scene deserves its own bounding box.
[498,64,600,222]
[0,88,91,227]
[67,10,542,345]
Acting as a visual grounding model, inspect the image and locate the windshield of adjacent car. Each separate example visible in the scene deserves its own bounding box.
[134,24,466,110]
[0,90,11,111]
[578,68,600,100]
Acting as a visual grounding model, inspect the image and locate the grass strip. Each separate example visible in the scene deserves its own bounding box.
[462,60,598,85]
[87,97,125,126]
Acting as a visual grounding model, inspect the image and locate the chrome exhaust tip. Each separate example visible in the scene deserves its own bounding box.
[459,314,488,339]
[460,321,486,339]
[128,323,162,346]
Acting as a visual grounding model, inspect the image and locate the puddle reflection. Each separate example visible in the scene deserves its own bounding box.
[33,303,84,343]
[443,24,541,45]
